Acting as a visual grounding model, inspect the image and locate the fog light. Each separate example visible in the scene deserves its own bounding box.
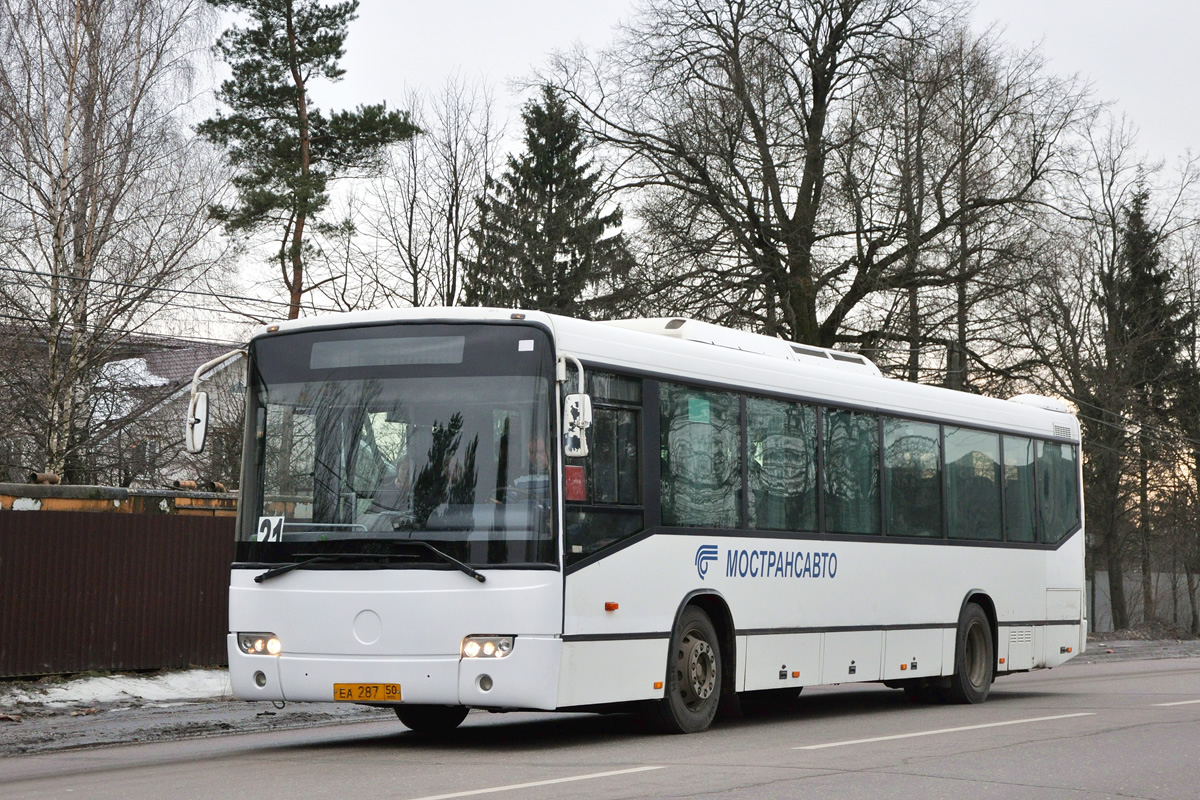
[254,671,266,688]
[461,635,514,659]
[238,632,281,656]
[478,674,493,692]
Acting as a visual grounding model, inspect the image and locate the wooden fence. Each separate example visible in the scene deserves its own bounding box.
[0,484,235,677]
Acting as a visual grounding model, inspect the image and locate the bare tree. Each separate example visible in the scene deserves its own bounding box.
[1015,118,1200,628]
[1169,214,1200,633]
[0,0,229,481]
[840,25,1066,389]
[348,76,503,309]
[547,0,1086,347]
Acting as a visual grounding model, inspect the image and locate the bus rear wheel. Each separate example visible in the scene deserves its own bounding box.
[394,704,469,733]
[944,603,994,704]
[653,605,722,734]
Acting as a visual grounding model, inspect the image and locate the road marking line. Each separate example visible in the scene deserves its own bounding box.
[404,766,666,800]
[1153,699,1200,707]
[794,712,1096,750]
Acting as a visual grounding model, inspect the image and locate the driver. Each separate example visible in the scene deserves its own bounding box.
[528,438,550,474]
[509,438,551,498]
[370,453,416,515]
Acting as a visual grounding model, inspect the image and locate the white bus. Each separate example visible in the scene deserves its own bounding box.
[190,307,1084,734]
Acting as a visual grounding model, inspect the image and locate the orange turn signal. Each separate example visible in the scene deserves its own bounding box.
[604,602,619,611]
[654,681,663,690]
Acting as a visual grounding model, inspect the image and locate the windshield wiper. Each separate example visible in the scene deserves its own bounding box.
[254,552,412,583]
[405,541,486,583]
[253,544,486,584]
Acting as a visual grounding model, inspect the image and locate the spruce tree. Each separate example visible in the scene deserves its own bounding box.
[1110,186,1192,622]
[197,0,417,319]
[464,86,634,318]
[1111,187,1190,403]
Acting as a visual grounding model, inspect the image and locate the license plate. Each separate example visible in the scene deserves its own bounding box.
[333,683,401,702]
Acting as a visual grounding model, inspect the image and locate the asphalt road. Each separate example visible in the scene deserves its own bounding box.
[2,649,1199,800]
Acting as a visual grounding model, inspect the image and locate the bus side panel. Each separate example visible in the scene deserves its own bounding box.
[563,536,710,707]
[564,537,707,639]
[1044,587,1083,669]
[1000,625,1035,670]
[556,639,667,708]
[882,628,945,681]
[564,533,1084,702]
[743,633,820,691]
[821,630,883,683]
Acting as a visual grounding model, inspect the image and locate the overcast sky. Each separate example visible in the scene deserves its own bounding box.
[327,0,1197,166]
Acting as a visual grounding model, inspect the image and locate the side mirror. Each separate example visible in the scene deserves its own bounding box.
[183,347,246,455]
[185,391,209,454]
[563,393,592,458]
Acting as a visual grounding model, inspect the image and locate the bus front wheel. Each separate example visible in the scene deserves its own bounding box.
[394,704,469,733]
[944,603,994,704]
[653,605,722,734]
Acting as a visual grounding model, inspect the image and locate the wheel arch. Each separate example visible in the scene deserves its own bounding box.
[959,589,998,656]
[674,589,737,698]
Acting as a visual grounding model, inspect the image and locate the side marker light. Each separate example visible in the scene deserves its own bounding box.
[604,602,619,611]
[653,681,663,690]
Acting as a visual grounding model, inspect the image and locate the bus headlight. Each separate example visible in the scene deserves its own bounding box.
[461,635,513,659]
[237,632,282,656]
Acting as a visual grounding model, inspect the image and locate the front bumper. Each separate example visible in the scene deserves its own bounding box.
[227,634,562,710]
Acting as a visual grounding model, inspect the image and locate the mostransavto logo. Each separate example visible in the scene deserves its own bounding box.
[694,544,719,580]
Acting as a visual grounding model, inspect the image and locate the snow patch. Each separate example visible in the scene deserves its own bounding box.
[101,358,169,388]
[11,497,42,511]
[1,669,231,708]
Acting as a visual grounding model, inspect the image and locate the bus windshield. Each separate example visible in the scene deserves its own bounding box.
[237,323,557,568]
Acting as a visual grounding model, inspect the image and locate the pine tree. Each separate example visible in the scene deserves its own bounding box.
[1113,188,1189,392]
[197,0,417,319]
[1110,186,1192,622]
[464,86,634,318]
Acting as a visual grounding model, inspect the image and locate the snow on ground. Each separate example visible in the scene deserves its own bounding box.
[0,669,231,709]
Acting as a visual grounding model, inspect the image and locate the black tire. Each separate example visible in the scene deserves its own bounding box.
[943,603,994,704]
[653,605,722,734]
[394,704,469,733]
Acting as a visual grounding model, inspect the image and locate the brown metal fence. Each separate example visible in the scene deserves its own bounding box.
[0,509,234,677]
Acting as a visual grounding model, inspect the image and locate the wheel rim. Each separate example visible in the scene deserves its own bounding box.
[676,627,717,710]
[963,621,989,689]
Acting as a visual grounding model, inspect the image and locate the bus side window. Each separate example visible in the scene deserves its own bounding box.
[883,418,943,538]
[747,396,817,532]
[565,373,643,564]
[660,383,741,529]
[1003,436,1037,542]
[823,408,880,535]
[1038,441,1079,542]
[945,427,1002,541]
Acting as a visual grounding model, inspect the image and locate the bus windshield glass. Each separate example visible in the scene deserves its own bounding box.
[237,323,557,568]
